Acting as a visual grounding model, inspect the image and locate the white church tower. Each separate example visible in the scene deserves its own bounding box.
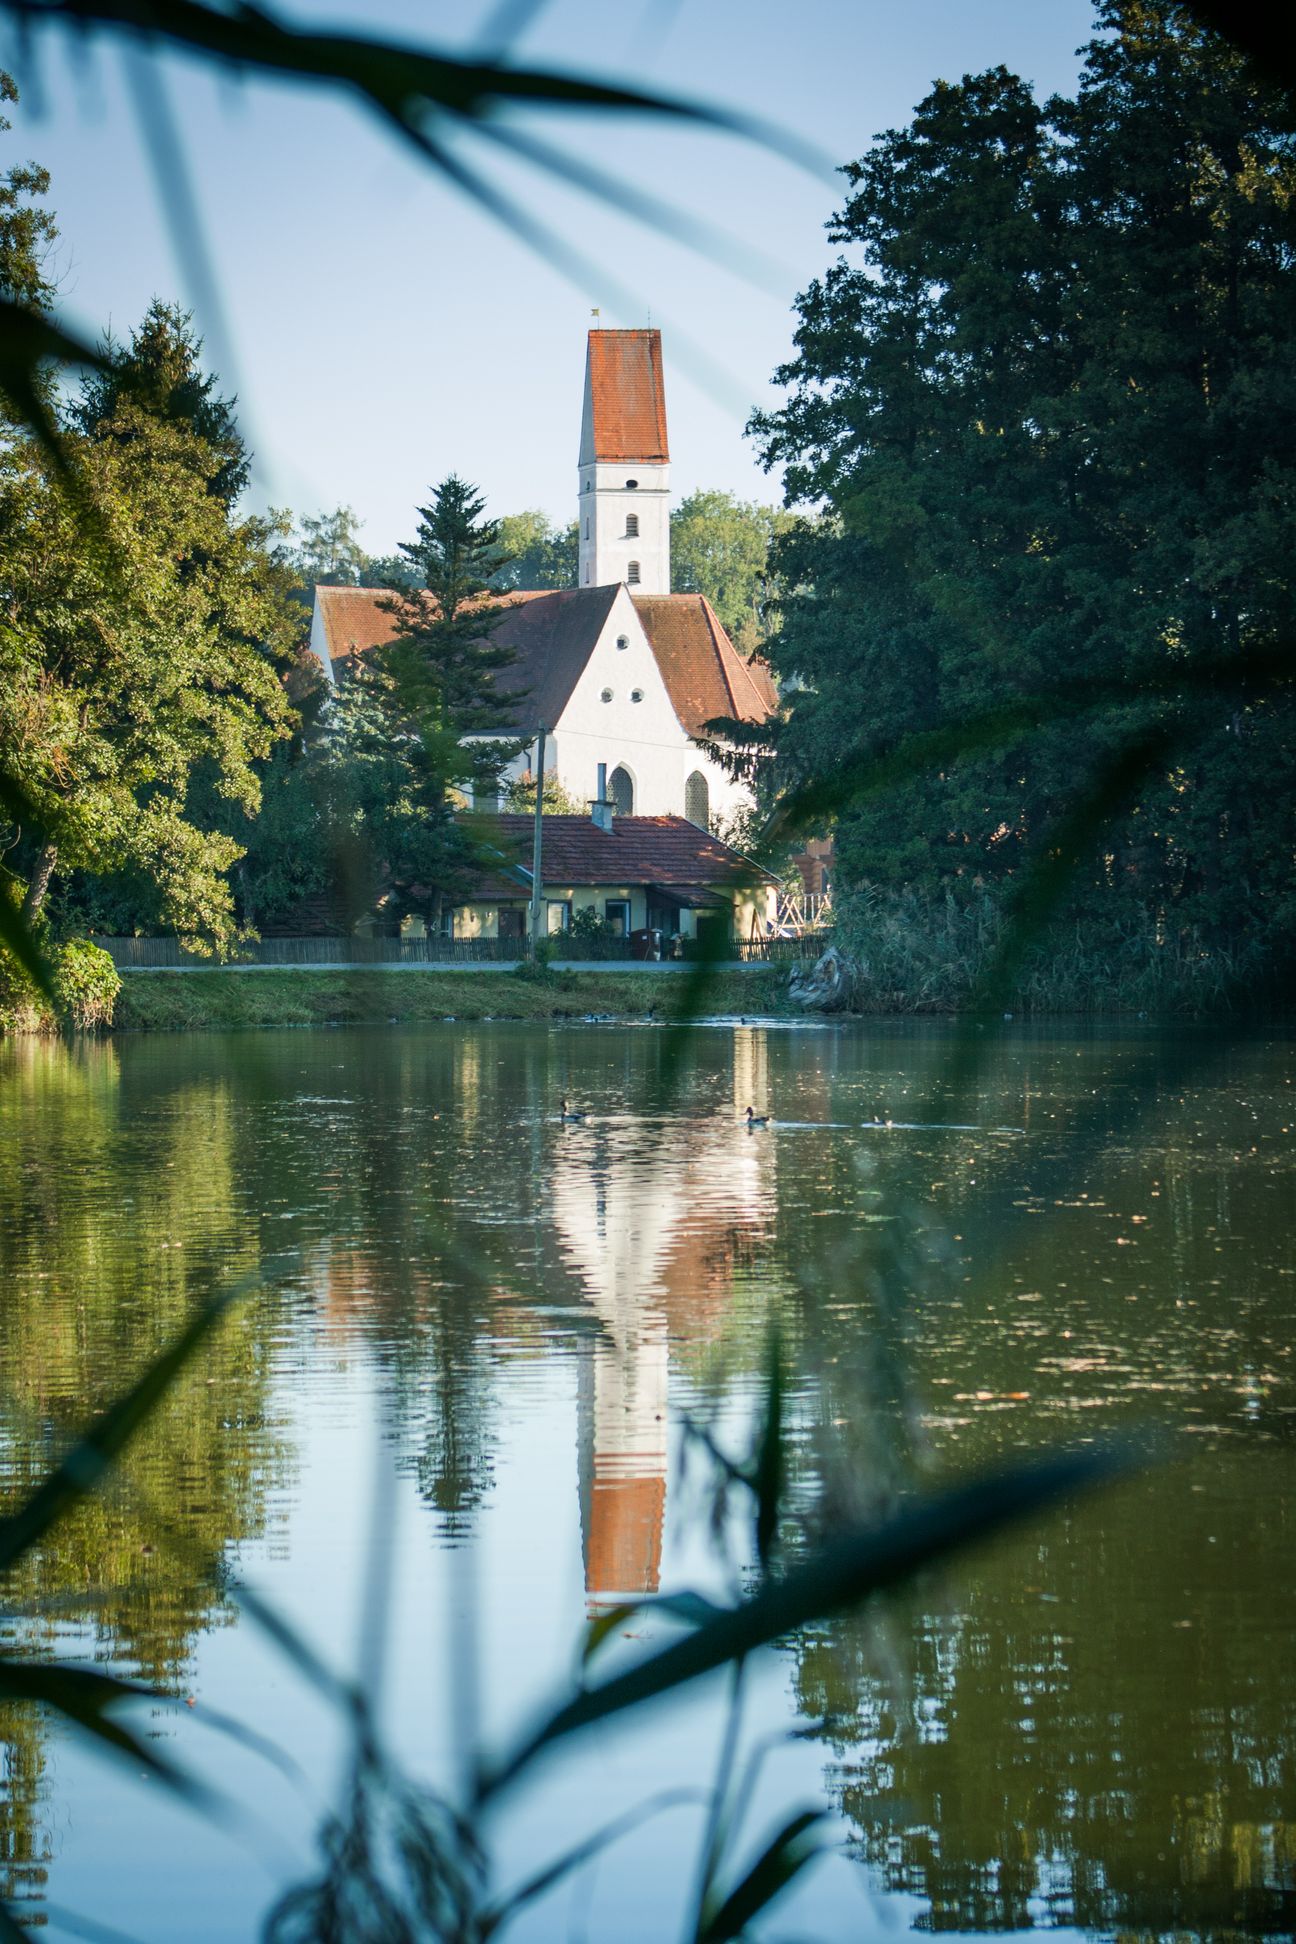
[577,328,671,594]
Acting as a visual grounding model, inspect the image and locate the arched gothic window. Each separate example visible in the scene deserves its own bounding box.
[609,765,634,815]
[625,513,639,538]
[684,770,710,829]
[627,560,641,585]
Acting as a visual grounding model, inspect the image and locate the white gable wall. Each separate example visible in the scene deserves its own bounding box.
[309,602,337,684]
[536,587,747,827]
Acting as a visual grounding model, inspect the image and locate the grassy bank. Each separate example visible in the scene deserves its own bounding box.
[112,966,791,1031]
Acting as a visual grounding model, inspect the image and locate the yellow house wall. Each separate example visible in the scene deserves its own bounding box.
[453,882,773,943]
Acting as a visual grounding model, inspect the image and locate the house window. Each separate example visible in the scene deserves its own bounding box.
[601,687,613,703]
[605,899,631,937]
[625,513,639,538]
[685,770,710,828]
[584,518,589,539]
[609,765,634,814]
[627,561,641,585]
[630,688,643,704]
[615,634,629,651]
[546,901,571,934]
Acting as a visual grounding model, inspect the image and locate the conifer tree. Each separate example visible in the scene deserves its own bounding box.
[74,301,249,504]
[383,475,525,799]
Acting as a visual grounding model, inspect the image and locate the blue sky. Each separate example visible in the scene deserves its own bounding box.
[9,0,1096,551]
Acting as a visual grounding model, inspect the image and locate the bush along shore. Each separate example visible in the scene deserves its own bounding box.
[106,965,792,1032]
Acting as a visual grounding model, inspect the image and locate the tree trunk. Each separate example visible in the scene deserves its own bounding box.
[21,842,58,923]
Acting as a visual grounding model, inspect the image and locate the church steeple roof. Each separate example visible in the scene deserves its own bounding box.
[579,328,669,464]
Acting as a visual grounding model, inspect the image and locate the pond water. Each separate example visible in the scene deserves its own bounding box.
[0,1020,1293,1941]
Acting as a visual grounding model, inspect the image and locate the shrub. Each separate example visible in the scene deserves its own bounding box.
[561,907,618,959]
[53,939,121,1029]
[0,937,121,1033]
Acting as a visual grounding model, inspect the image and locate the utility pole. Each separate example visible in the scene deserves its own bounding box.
[528,725,547,955]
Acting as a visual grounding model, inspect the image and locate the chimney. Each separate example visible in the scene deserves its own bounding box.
[591,762,614,834]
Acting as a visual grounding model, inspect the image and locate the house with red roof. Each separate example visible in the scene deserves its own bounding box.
[308,329,778,842]
[455,793,778,948]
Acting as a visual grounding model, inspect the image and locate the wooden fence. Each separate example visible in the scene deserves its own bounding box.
[93,933,831,970]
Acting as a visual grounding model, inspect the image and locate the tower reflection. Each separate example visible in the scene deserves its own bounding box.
[551,1045,775,1610]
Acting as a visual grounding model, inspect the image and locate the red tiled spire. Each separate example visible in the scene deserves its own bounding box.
[581,329,669,463]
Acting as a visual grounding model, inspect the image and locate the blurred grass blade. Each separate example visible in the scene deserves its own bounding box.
[753,1330,783,1572]
[0,1278,252,1569]
[0,1658,211,1800]
[765,646,1287,842]
[0,294,106,478]
[582,1590,729,1666]
[926,723,1181,1121]
[965,725,1179,1016]
[5,0,828,170]
[481,1787,705,1934]
[482,1445,1133,1799]
[476,118,793,295]
[658,922,740,1096]
[0,767,57,1001]
[697,1806,827,1943]
[0,887,55,1006]
[39,1902,147,1944]
[1185,1,1296,86]
[119,43,243,438]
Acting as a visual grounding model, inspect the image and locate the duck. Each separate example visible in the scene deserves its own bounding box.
[559,1098,586,1122]
[745,1106,771,1129]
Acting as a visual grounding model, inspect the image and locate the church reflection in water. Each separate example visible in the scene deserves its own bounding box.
[552,1029,775,1610]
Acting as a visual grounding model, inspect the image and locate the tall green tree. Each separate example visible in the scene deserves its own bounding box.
[670,489,790,651]
[0,71,55,318]
[384,475,524,780]
[318,477,527,928]
[74,301,249,503]
[752,2,1296,978]
[0,307,299,950]
[291,502,369,585]
[489,509,578,591]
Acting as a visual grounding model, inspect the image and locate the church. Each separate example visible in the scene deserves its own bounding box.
[308,328,777,835]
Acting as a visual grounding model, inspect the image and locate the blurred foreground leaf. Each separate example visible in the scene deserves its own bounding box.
[483,1444,1134,1799]
[0,1274,252,1569]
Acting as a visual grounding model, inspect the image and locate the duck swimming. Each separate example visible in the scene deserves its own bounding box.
[559,1098,586,1122]
[745,1106,771,1129]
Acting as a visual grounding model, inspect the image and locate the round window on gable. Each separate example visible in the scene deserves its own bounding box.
[601,687,614,703]
[615,634,629,651]
[625,478,639,489]
[630,688,644,704]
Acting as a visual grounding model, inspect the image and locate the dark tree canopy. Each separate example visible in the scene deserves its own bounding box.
[752,1,1296,982]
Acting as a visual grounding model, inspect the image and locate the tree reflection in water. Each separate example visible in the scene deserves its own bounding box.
[0,1037,291,1909]
[0,1022,1292,1936]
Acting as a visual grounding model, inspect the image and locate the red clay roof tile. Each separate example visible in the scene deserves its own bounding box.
[584,330,669,463]
[314,586,777,739]
[467,814,777,891]
[631,595,776,734]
